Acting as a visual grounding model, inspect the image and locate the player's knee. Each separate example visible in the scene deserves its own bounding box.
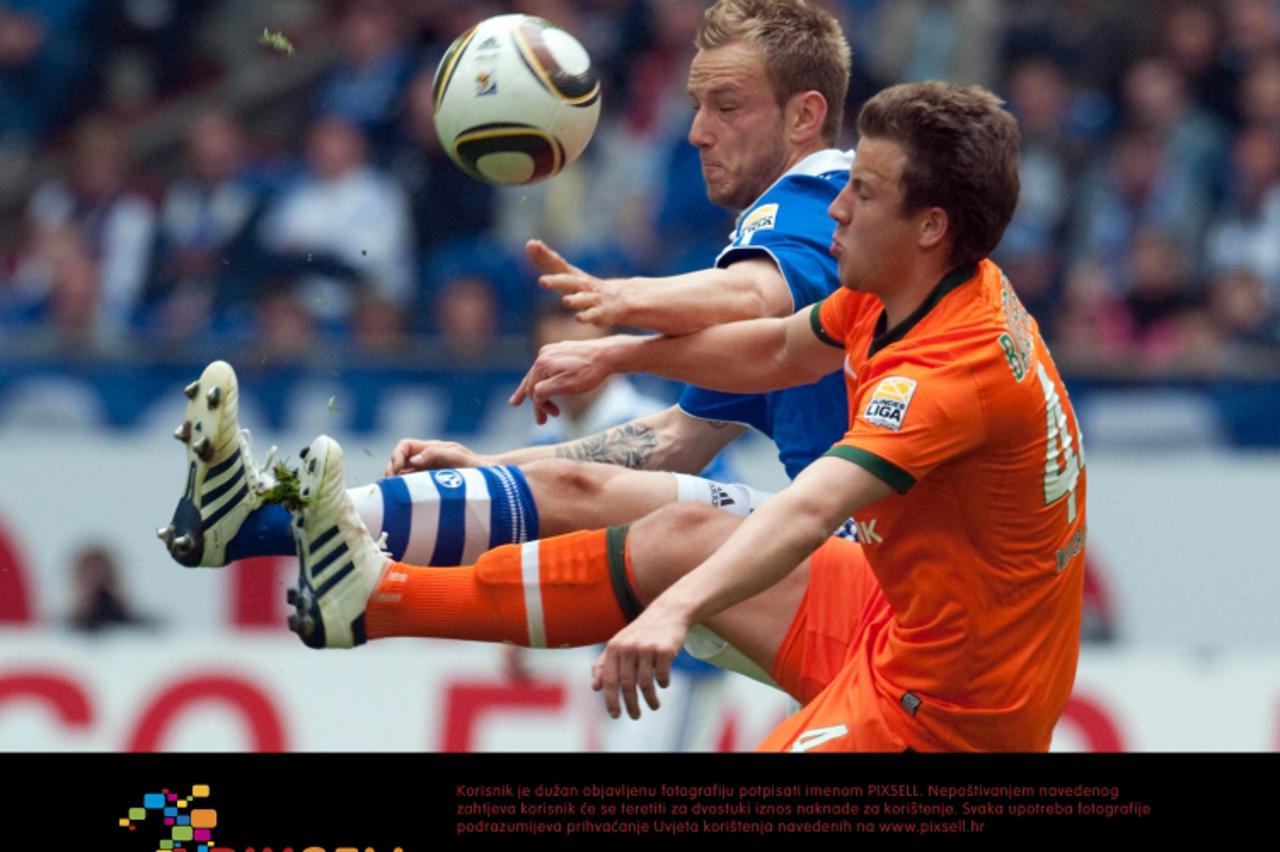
[628,503,739,600]
[522,458,608,503]
[637,501,727,539]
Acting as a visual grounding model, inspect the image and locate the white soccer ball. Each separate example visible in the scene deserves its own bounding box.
[431,14,601,186]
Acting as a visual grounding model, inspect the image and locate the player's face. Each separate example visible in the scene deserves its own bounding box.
[686,41,790,209]
[828,137,922,294]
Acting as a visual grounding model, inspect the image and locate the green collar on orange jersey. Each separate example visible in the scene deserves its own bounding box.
[868,262,979,358]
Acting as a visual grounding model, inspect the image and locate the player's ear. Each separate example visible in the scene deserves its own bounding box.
[918,207,949,251]
[786,91,827,145]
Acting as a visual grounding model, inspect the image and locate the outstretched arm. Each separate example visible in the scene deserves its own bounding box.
[528,240,792,335]
[512,305,843,423]
[593,456,893,719]
[386,405,744,476]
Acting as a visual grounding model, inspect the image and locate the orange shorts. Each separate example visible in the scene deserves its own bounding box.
[756,537,908,752]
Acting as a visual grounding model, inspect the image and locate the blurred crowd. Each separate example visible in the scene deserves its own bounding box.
[2,0,1280,378]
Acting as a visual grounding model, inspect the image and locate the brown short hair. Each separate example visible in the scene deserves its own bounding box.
[857,82,1021,267]
[696,0,851,144]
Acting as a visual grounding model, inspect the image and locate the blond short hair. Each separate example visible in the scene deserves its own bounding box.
[696,0,851,144]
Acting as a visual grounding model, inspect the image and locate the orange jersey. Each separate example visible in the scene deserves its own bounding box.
[810,259,1086,751]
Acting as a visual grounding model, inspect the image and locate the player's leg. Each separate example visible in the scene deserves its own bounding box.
[359,501,807,664]
[526,460,770,533]
[186,458,764,566]
[176,456,763,569]
[286,437,806,678]
[622,503,809,682]
[752,539,907,752]
[753,664,908,752]
[159,363,769,569]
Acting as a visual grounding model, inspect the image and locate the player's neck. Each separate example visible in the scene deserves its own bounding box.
[781,140,829,173]
[879,258,955,329]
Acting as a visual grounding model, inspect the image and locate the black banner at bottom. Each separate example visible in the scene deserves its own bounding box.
[9,752,1267,848]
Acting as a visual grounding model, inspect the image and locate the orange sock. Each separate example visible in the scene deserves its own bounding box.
[364,527,642,646]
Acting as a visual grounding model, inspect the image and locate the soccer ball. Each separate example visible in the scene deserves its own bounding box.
[431,14,601,186]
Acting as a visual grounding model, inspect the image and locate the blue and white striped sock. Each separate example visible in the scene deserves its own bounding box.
[226,465,540,565]
[351,466,540,565]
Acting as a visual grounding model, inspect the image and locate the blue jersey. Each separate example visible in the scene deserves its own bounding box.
[678,149,853,479]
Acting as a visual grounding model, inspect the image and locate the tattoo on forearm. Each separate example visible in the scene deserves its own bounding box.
[555,423,659,469]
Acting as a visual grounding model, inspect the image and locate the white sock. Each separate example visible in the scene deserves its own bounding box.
[672,473,772,519]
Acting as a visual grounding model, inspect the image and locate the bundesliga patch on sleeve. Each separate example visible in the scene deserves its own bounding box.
[862,376,917,431]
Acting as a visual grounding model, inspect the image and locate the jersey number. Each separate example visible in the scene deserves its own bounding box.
[1037,362,1083,523]
[789,724,850,752]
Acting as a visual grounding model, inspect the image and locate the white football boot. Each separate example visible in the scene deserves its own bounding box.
[287,434,390,648]
[158,360,274,567]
